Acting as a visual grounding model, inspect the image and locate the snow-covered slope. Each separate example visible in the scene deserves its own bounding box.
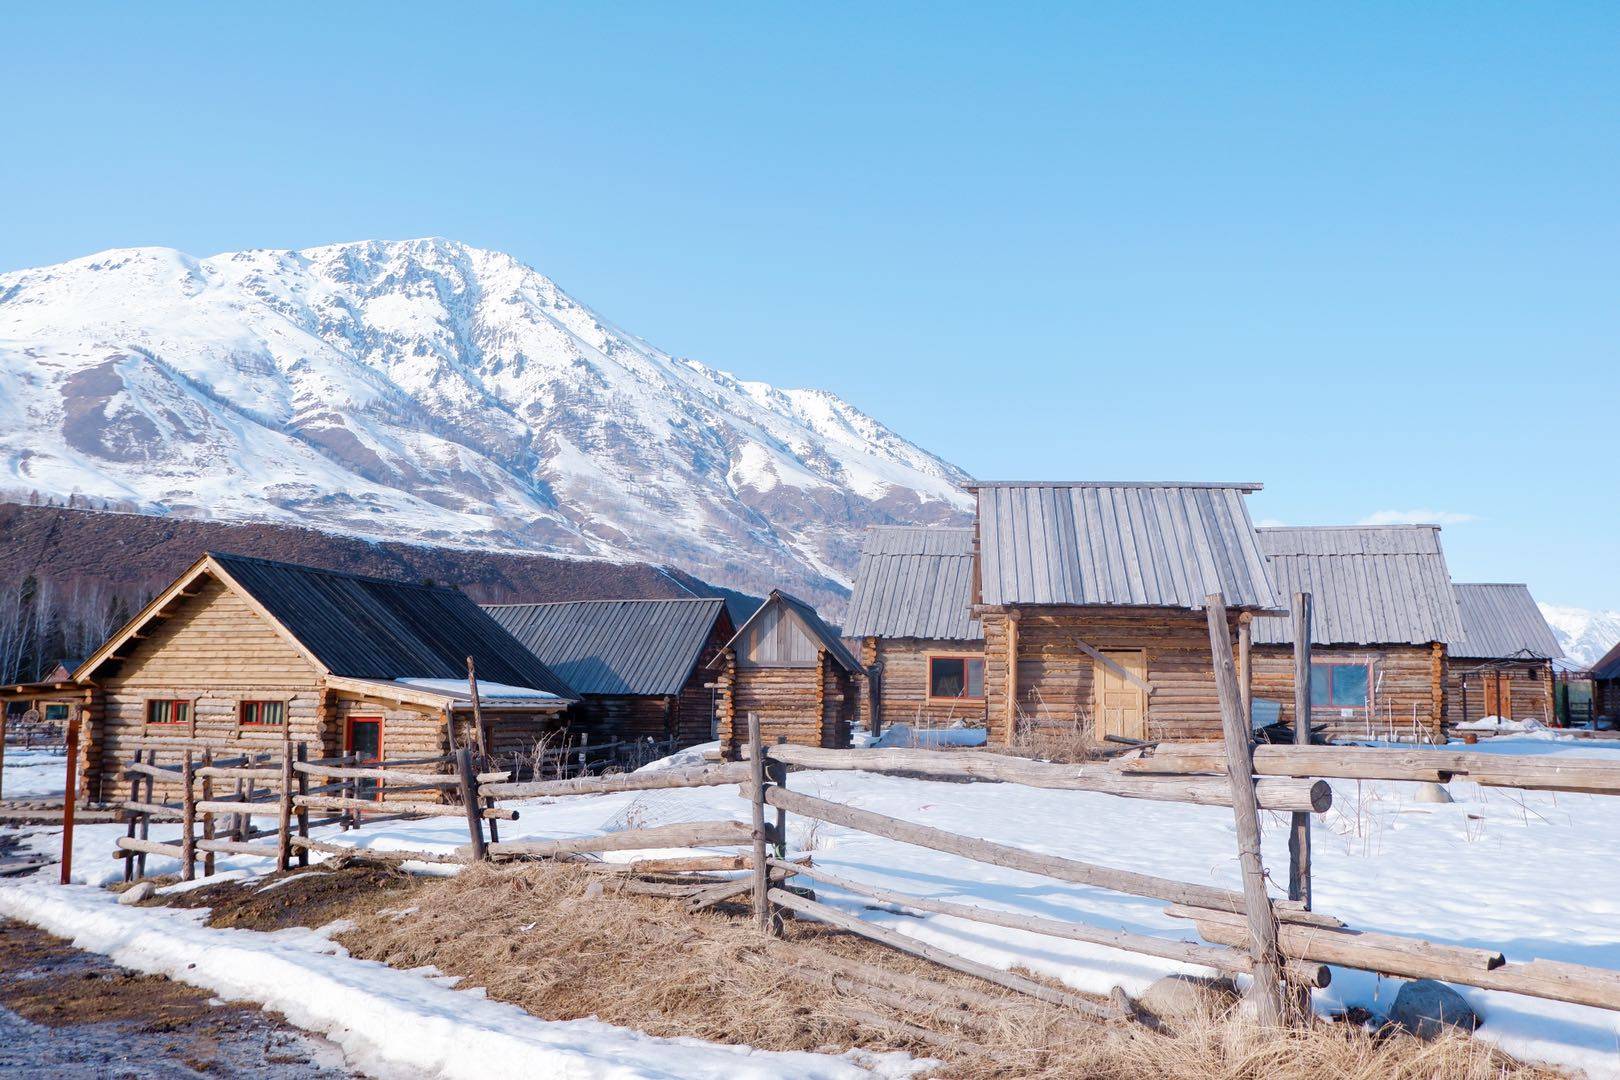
[1540,603,1620,670]
[0,240,972,609]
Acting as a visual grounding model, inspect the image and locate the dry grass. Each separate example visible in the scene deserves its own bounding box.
[335,861,1562,1079]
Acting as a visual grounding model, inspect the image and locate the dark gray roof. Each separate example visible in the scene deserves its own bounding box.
[1251,527,1464,647]
[844,527,981,641]
[970,482,1280,610]
[483,598,728,696]
[1451,584,1563,660]
[1593,642,1620,681]
[209,552,575,697]
[717,590,863,673]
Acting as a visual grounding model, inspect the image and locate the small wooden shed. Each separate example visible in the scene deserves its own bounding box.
[1592,643,1620,723]
[1250,526,1463,741]
[969,482,1283,746]
[70,552,575,801]
[844,526,983,735]
[710,590,861,756]
[1446,583,1563,726]
[484,598,733,748]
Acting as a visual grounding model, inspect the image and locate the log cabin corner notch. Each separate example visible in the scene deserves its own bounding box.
[967,481,1284,746]
[708,590,860,756]
[484,597,735,748]
[69,552,576,801]
[1447,583,1564,727]
[844,526,983,737]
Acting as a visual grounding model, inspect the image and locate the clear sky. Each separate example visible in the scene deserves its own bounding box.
[3,4,1616,607]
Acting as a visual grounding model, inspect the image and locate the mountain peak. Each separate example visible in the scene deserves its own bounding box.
[0,240,971,610]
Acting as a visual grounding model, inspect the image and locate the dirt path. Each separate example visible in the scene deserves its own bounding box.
[0,918,356,1077]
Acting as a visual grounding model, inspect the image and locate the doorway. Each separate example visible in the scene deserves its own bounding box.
[1094,649,1147,741]
[345,716,383,801]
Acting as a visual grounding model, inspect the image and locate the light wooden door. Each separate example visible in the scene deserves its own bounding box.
[1095,650,1147,741]
[1483,673,1509,718]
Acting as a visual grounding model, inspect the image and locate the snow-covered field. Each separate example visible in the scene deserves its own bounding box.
[5,735,1620,1077]
[0,748,68,799]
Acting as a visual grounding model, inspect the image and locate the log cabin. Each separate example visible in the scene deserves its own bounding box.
[1592,643,1620,723]
[844,526,983,736]
[1250,526,1464,741]
[1446,583,1563,726]
[709,590,861,757]
[69,552,575,801]
[968,481,1284,746]
[483,598,733,748]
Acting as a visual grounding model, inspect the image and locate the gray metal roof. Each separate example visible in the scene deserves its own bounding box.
[1451,584,1564,660]
[970,483,1280,610]
[844,527,981,641]
[483,598,728,697]
[1251,527,1465,647]
[209,552,576,697]
[1593,642,1620,681]
[716,590,863,673]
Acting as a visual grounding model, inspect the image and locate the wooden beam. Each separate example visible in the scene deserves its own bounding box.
[1072,636,1154,696]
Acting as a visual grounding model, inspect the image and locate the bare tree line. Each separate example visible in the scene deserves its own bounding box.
[0,574,154,686]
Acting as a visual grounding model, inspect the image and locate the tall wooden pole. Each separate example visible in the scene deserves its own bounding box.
[456,747,487,861]
[58,707,80,886]
[1289,592,1313,908]
[1004,610,1020,746]
[1237,615,1254,726]
[179,750,196,882]
[747,712,774,934]
[466,656,488,760]
[1204,594,1283,1027]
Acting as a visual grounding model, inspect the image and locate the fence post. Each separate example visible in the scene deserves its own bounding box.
[180,750,196,882]
[236,757,252,843]
[58,708,80,886]
[1289,592,1313,909]
[769,735,788,861]
[1204,593,1284,1027]
[201,748,216,878]
[137,756,152,880]
[457,747,488,861]
[123,749,143,883]
[295,742,310,868]
[748,712,774,934]
[277,734,294,872]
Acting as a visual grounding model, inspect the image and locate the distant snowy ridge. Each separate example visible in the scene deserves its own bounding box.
[1539,603,1620,669]
[0,239,972,609]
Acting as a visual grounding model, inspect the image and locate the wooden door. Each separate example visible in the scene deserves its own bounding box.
[345,716,383,801]
[1483,673,1508,718]
[1094,650,1147,741]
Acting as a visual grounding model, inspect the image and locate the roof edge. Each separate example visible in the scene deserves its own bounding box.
[965,481,1263,492]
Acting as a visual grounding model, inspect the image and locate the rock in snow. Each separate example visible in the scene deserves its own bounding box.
[0,239,973,611]
[1390,979,1481,1040]
[117,881,155,905]
[1137,974,1239,1022]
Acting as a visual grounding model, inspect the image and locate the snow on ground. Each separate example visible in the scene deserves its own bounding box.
[0,881,921,1080]
[7,734,1620,1076]
[1,748,68,799]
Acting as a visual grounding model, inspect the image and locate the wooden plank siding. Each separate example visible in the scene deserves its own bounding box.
[1251,643,1447,741]
[981,606,1245,745]
[864,637,987,731]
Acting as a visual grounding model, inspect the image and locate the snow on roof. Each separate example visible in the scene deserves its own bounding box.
[396,678,562,700]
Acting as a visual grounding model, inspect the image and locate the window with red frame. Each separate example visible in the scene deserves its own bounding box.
[928,656,985,699]
[239,700,285,726]
[145,699,190,726]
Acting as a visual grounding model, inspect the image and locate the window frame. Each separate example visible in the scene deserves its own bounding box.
[927,654,986,702]
[43,703,70,723]
[237,699,287,728]
[143,698,192,731]
[1310,661,1372,709]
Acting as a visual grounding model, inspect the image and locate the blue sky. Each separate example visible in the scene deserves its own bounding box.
[3,4,1616,606]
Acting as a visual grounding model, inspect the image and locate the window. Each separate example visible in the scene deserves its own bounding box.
[43,704,69,723]
[1310,663,1369,709]
[145,699,189,726]
[929,656,985,699]
[239,700,285,726]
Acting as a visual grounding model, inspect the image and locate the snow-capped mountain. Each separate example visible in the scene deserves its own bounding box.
[1540,604,1620,670]
[0,239,972,610]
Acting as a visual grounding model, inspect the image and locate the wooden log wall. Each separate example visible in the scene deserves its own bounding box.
[1445,660,1556,726]
[867,638,987,731]
[1251,643,1445,741]
[1598,679,1620,720]
[715,648,855,756]
[981,606,1241,744]
[92,577,326,802]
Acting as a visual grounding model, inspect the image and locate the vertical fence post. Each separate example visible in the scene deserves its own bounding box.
[747,712,774,934]
[201,748,216,878]
[277,734,294,873]
[123,749,143,883]
[180,750,196,882]
[58,708,80,886]
[457,747,487,861]
[769,735,788,861]
[295,743,311,867]
[1289,592,1315,1019]
[137,757,152,880]
[236,758,253,843]
[1204,593,1284,1027]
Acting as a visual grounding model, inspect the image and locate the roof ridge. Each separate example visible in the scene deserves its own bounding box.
[483,596,724,609]
[967,481,1263,491]
[207,550,454,593]
[1257,524,1442,532]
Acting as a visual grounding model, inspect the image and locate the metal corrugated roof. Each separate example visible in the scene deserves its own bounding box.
[483,598,728,697]
[716,590,864,673]
[970,483,1280,610]
[1250,527,1465,646]
[1593,642,1620,681]
[844,527,981,641]
[209,552,576,697]
[1451,584,1564,660]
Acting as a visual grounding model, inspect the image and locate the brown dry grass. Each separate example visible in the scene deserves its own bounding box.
[334,861,1562,1079]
